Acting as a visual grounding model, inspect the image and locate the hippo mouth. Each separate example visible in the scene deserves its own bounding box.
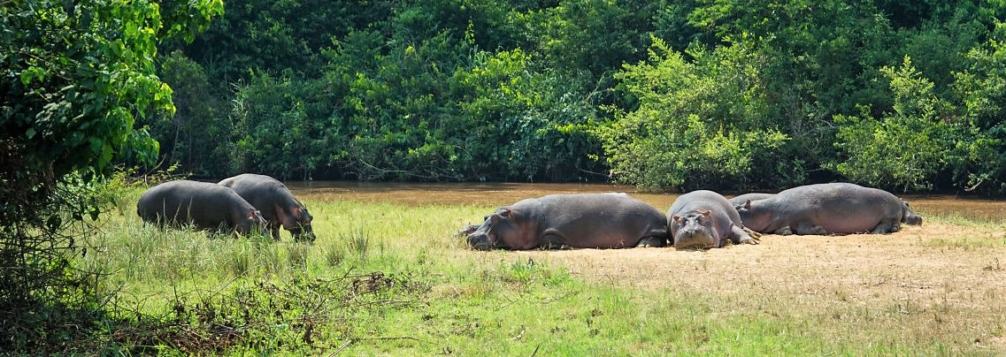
[466,233,495,250]
[673,232,717,250]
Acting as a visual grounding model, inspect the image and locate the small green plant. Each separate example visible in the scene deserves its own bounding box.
[287,243,310,269]
[345,228,371,262]
[504,258,539,284]
[323,241,345,267]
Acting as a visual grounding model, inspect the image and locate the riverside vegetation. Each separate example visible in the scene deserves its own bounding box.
[152,1,1006,194]
[6,1,1006,353]
[39,184,1005,354]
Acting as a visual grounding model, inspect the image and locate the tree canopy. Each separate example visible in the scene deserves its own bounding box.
[146,0,1006,193]
[0,0,222,330]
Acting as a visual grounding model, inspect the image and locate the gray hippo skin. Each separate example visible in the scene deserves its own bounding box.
[219,173,315,242]
[728,193,775,206]
[466,193,668,250]
[668,190,759,250]
[735,182,924,235]
[137,180,266,235]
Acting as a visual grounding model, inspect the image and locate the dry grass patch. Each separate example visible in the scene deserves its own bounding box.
[504,223,1006,353]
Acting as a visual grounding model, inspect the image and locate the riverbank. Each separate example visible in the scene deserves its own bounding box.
[60,185,1006,354]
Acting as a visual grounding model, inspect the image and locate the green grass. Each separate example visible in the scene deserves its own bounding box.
[67,190,997,354]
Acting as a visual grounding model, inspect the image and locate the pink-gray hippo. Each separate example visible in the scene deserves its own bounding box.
[668,190,760,250]
[734,182,923,235]
[137,180,266,235]
[465,193,668,250]
[219,174,315,242]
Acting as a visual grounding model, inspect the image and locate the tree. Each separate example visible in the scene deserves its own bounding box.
[834,57,956,191]
[0,0,221,347]
[601,38,788,190]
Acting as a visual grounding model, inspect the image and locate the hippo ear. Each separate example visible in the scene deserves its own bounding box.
[743,200,751,210]
[248,209,261,221]
[671,215,682,223]
[698,209,711,218]
[490,208,512,224]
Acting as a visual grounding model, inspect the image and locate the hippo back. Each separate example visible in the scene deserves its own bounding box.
[728,193,775,206]
[670,190,744,227]
[749,182,907,234]
[219,174,298,217]
[137,180,259,233]
[520,193,667,249]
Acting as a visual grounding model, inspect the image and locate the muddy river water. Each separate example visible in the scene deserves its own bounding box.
[287,182,1006,223]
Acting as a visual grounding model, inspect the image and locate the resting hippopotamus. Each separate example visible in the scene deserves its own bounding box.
[219,173,315,242]
[734,183,924,235]
[137,180,266,235]
[668,190,760,250]
[465,193,668,250]
[728,193,775,206]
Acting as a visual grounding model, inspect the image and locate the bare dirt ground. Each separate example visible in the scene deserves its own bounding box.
[514,224,1005,292]
[512,223,1006,350]
[296,181,1006,221]
[295,182,1006,350]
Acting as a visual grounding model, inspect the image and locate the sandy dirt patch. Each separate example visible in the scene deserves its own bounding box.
[501,223,1006,350]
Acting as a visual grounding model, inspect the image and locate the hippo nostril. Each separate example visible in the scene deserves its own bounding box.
[467,234,491,250]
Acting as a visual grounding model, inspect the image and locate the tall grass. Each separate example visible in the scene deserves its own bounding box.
[67,192,1005,354]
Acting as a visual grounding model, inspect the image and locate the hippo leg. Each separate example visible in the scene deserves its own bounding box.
[793,222,829,235]
[729,225,759,245]
[271,226,281,241]
[773,226,794,235]
[871,219,900,234]
[540,231,569,250]
[637,235,667,248]
[742,227,762,239]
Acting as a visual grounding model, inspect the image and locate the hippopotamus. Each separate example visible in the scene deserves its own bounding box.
[668,190,760,250]
[728,193,775,206]
[137,180,266,235]
[465,193,668,250]
[218,173,315,242]
[734,183,924,235]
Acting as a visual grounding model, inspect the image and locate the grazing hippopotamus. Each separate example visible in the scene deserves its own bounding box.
[137,180,266,235]
[218,173,315,242]
[668,190,760,250]
[465,193,668,250]
[728,193,775,206]
[734,183,924,235]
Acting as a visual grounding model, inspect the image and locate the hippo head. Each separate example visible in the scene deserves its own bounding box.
[466,207,522,250]
[901,200,923,226]
[734,200,770,232]
[243,209,268,234]
[457,224,480,237]
[287,205,316,242]
[670,209,719,250]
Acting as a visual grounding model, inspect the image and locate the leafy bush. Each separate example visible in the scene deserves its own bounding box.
[0,0,221,350]
[600,38,788,190]
[834,57,956,191]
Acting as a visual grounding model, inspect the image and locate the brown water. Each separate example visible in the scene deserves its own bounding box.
[288,182,1006,223]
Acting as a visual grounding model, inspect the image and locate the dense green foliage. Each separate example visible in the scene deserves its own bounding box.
[1,0,221,348]
[152,0,1006,192]
[62,191,1006,354]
